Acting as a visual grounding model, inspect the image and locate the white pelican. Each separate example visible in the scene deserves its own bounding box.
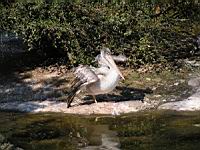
[66,48,126,107]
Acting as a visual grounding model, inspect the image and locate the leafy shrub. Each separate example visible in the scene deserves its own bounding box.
[0,0,199,67]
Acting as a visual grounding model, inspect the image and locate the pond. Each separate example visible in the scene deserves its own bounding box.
[0,111,200,150]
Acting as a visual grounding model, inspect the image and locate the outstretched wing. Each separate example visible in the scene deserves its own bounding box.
[74,65,99,86]
[66,65,99,107]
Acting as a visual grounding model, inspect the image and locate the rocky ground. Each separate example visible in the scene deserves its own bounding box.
[158,77,200,111]
[0,59,200,115]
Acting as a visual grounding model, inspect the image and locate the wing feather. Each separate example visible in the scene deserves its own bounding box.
[66,65,99,107]
[74,65,99,85]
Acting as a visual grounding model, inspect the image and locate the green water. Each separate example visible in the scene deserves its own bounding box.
[0,111,200,150]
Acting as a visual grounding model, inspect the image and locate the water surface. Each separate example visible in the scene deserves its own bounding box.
[0,111,200,150]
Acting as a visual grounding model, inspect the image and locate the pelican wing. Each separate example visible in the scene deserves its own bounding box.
[66,65,99,107]
[95,53,127,67]
[74,65,99,86]
[112,54,127,62]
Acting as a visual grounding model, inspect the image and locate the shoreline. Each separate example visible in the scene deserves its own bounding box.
[0,66,200,115]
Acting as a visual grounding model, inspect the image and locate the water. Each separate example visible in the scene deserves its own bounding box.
[0,111,200,150]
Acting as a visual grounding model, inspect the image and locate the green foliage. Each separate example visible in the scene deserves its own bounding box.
[0,0,199,67]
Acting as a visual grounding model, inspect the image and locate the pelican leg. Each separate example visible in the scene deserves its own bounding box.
[92,95,98,103]
[67,94,76,108]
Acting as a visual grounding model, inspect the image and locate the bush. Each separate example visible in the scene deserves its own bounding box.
[0,0,199,68]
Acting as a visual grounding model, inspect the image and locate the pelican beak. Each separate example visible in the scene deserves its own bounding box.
[105,54,125,80]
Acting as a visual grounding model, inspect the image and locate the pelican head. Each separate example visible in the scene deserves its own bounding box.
[100,48,125,80]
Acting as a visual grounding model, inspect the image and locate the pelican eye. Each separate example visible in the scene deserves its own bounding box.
[105,50,111,55]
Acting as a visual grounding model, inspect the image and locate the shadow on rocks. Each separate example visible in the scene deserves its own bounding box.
[82,86,153,105]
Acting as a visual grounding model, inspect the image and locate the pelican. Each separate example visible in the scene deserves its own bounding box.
[66,48,127,108]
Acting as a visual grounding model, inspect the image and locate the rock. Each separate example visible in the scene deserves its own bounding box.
[158,97,200,111]
[174,82,179,86]
[159,76,200,111]
[188,78,200,87]
[0,100,152,115]
[184,59,200,67]
[158,85,200,111]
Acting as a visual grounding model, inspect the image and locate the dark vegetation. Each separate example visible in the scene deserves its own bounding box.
[0,0,200,69]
